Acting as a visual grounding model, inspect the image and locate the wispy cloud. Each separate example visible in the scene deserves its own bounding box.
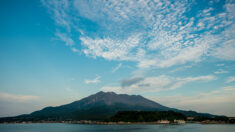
[0,92,39,102]
[226,76,235,83]
[101,75,216,93]
[71,47,80,54]
[65,86,72,92]
[121,77,144,88]
[42,0,235,69]
[84,75,101,84]
[169,65,193,73]
[41,0,71,31]
[112,63,122,73]
[151,85,235,116]
[56,31,74,46]
[212,39,235,61]
[153,85,235,105]
[41,0,81,54]
[214,69,229,74]
[216,63,225,66]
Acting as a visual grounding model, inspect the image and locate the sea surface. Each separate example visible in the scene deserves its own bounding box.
[0,123,235,132]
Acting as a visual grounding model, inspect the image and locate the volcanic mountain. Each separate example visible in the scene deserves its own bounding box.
[0,91,215,122]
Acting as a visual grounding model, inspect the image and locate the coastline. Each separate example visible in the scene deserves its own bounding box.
[0,120,233,125]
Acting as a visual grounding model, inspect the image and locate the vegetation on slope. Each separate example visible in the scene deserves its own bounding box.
[108,111,186,122]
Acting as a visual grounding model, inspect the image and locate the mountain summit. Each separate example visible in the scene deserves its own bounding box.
[67,91,169,110]
[0,91,214,122]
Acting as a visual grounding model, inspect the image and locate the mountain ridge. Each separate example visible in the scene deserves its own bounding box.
[0,91,218,122]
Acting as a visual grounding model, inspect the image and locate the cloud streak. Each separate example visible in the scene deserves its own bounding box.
[101,75,216,94]
[112,63,122,73]
[0,92,39,102]
[121,77,144,88]
[151,85,235,116]
[226,76,235,83]
[214,69,229,74]
[56,31,74,46]
[84,76,101,84]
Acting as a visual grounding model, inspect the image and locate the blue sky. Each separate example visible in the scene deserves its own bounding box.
[0,0,235,117]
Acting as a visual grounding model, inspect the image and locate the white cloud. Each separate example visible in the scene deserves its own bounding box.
[214,69,229,74]
[41,0,71,31]
[42,0,235,68]
[152,43,209,68]
[71,47,80,53]
[216,63,225,66]
[100,86,123,93]
[212,39,235,61]
[112,63,122,73]
[78,0,234,68]
[169,65,193,73]
[151,85,235,116]
[56,31,74,46]
[0,92,39,102]
[154,85,235,106]
[226,76,235,83]
[84,75,101,84]
[81,34,141,61]
[101,75,216,94]
[224,85,235,91]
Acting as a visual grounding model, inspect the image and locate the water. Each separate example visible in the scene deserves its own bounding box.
[0,123,234,132]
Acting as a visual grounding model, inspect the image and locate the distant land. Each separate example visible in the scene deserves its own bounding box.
[0,91,234,124]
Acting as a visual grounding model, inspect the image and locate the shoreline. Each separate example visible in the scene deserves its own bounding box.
[0,121,233,125]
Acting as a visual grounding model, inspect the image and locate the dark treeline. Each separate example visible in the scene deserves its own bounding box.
[193,116,230,122]
[107,111,186,122]
[1,110,233,123]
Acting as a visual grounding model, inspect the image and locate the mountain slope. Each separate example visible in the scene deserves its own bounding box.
[28,91,170,120]
[65,91,169,110]
[0,91,216,122]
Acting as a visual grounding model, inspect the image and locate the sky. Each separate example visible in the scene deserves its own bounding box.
[0,0,235,117]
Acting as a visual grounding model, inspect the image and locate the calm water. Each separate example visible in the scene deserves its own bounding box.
[0,123,235,132]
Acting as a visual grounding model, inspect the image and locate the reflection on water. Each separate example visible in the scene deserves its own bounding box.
[0,123,235,132]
